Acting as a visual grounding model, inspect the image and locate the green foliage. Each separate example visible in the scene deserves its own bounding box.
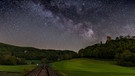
[79,35,135,66]
[0,55,26,65]
[0,55,17,65]
[0,42,78,65]
[115,50,135,66]
[41,50,78,64]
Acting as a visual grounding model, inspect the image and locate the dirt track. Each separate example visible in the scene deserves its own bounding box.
[24,65,58,76]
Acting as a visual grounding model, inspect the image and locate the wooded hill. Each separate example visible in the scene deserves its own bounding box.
[0,42,77,65]
[79,36,135,66]
[2,35,135,66]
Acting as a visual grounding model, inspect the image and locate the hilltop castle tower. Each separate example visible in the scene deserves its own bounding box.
[107,36,112,41]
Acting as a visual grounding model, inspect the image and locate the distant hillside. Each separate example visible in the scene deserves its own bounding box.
[0,42,78,65]
[0,42,36,51]
[79,36,135,66]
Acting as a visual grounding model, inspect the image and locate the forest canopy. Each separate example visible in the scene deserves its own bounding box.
[79,35,135,66]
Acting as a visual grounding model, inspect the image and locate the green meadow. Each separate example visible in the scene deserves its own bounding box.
[51,58,135,76]
[0,65,36,72]
[0,65,36,76]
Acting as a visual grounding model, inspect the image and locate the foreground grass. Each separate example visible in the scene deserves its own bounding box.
[51,58,135,76]
[0,65,36,72]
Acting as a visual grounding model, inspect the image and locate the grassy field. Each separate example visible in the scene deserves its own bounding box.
[0,60,40,76]
[51,58,135,76]
[0,65,36,72]
[0,65,36,76]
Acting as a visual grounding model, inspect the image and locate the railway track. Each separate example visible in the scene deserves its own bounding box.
[25,65,58,76]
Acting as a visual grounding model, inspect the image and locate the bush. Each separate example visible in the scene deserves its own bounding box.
[0,55,26,65]
[115,50,135,66]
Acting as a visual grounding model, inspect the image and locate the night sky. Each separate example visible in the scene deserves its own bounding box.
[0,0,135,51]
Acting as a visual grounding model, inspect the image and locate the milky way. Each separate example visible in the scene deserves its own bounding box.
[0,0,135,51]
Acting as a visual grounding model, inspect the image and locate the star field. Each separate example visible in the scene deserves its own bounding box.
[0,0,135,51]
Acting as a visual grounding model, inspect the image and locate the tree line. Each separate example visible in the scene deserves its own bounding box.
[2,35,135,66]
[0,43,78,65]
[79,36,135,66]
